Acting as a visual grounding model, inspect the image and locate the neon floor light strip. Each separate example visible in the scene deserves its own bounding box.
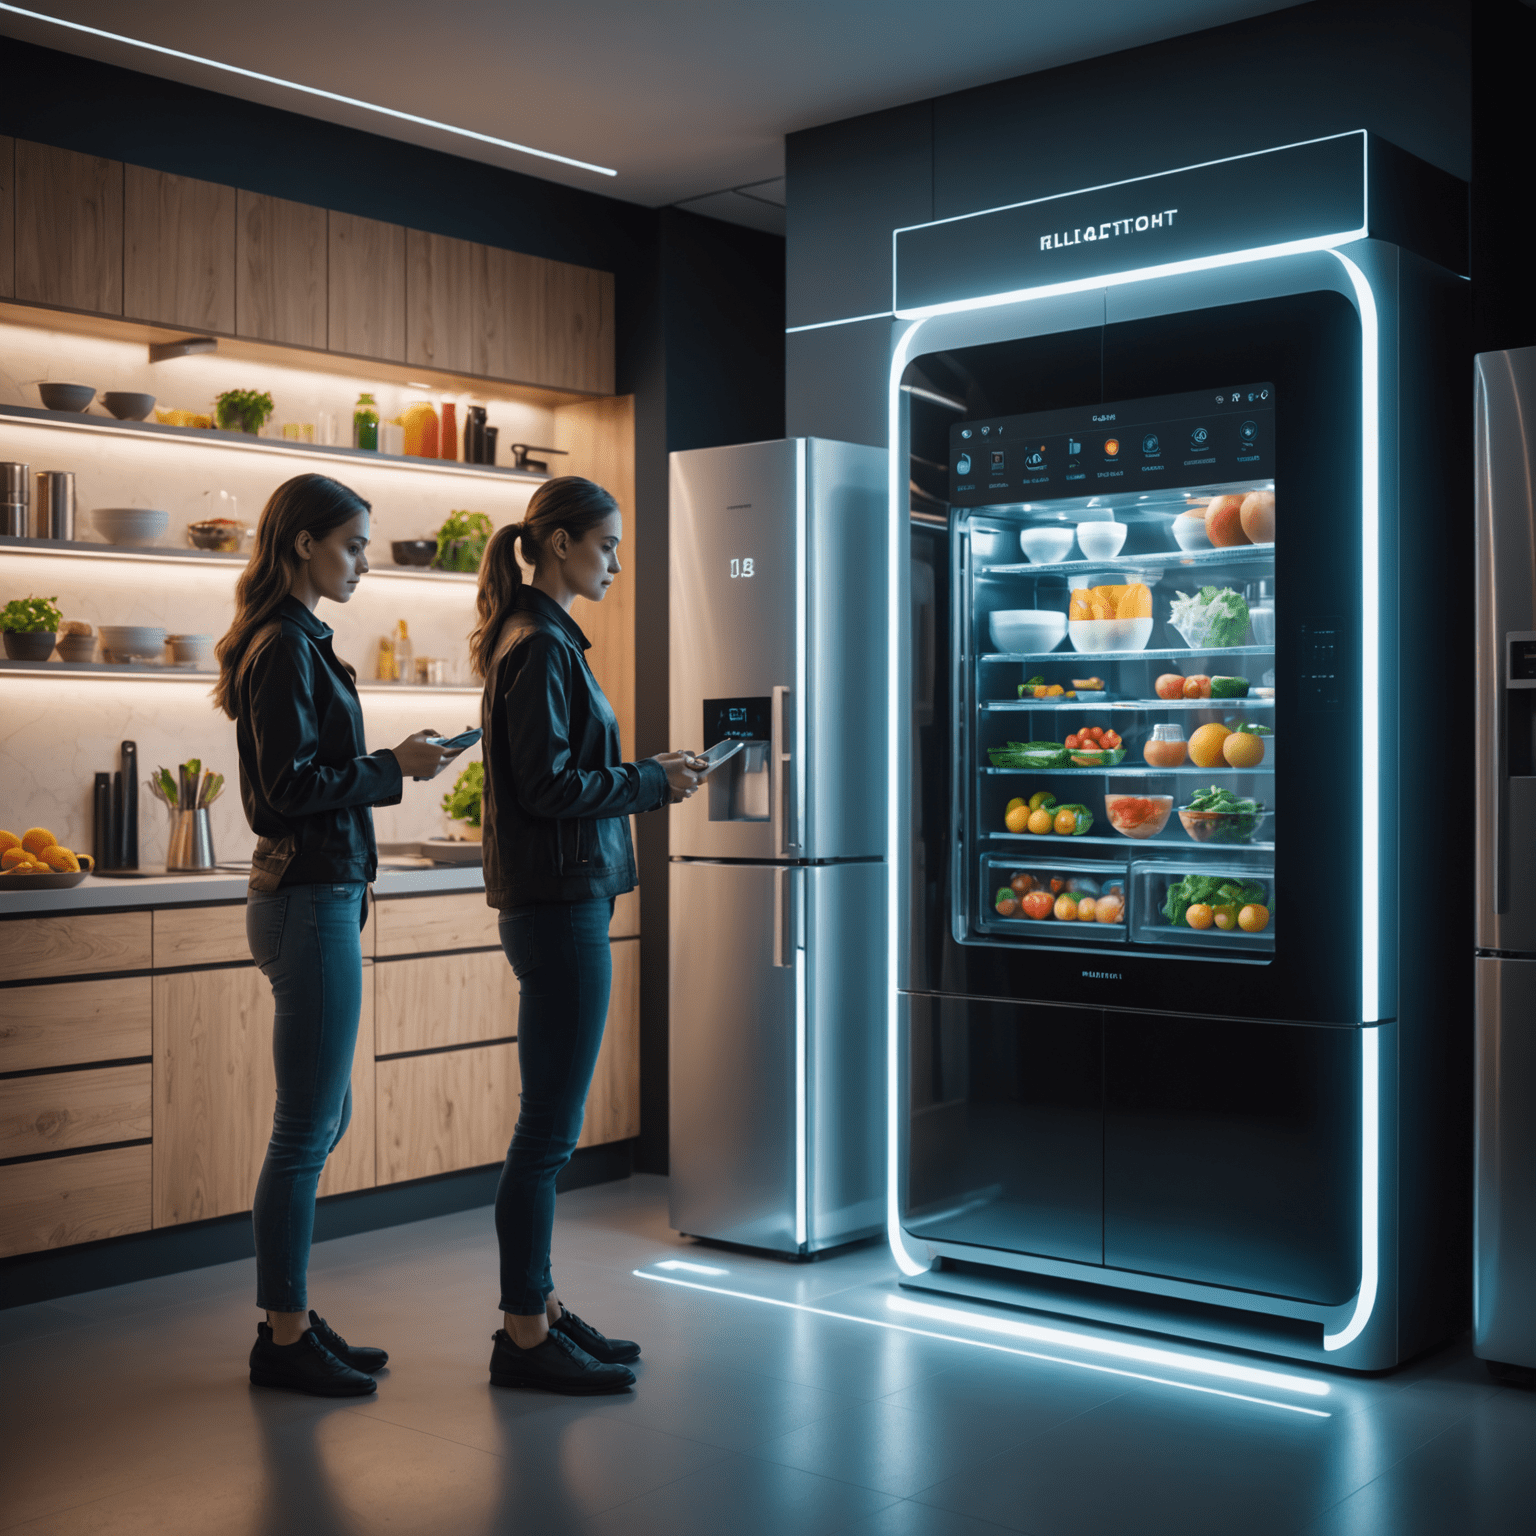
[885,239,1385,1352]
[634,1271,1330,1417]
[0,3,616,178]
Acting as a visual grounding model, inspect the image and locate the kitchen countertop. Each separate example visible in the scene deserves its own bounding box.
[0,864,486,916]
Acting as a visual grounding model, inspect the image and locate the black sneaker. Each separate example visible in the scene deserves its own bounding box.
[551,1305,641,1365]
[489,1328,635,1394]
[249,1325,378,1397]
[308,1311,389,1374]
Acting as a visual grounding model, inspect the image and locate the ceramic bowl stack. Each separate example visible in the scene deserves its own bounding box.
[167,633,214,668]
[98,625,167,663]
[91,507,169,547]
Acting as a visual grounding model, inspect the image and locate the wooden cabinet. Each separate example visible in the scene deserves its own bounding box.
[328,211,406,362]
[580,937,641,1147]
[153,898,372,967]
[375,889,500,956]
[0,1063,151,1160]
[0,910,151,984]
[377,1041,519,1184]
[14,141,122,314]
[317,962,376,1198]
[527,256,615,395]
[0,136,14,299]
[0,976,151,1074]
[237,189,327,348]
[405,228,478,375]
[123,165,236,332]
[0,1145,151,1259]
[376,949,517,1056]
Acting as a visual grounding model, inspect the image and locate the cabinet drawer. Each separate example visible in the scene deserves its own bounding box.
[0,976,152,1073]
[153,894,375,967]
[611,888,639,939]
[377,1042,518,1183]
[0,911,151,984]
[0,1063,152,1159]
[375,891,500,956]
[376,949,518,1056]
[580,937,640,1147]
[0,1144,152,1258]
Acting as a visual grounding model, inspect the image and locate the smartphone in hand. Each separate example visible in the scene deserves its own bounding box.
[429,728,483,752]
[686,739,745,777]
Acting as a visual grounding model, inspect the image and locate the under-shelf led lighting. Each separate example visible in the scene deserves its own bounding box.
[653,1259,730,1276]
[0,3,616,178]
[633,1271,1329,1417]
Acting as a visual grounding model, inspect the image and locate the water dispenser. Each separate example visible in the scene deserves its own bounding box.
[703,696,772,822]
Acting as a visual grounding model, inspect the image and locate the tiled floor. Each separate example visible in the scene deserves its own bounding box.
[1,1175,1532,1535]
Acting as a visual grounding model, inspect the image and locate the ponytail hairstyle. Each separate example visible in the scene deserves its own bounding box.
[469,475,620,678]
[213,473,372,719]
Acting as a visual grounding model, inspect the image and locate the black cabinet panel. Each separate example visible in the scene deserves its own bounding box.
[1104,1012,1361,1303]
[906,996,1102,1264]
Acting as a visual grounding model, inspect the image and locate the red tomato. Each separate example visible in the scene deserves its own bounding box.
[1022,890,1055,919]
[1064,733,1080,749]
[1049,877,1066,894]
[1102,730,1121,749]
[1086,726,1104,742]
[1010,872,1035,895]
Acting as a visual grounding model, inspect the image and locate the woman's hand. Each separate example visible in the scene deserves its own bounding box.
[654,751,704,803]
[393,729,459,781]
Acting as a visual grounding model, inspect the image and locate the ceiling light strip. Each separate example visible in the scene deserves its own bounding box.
[0,3,616,177]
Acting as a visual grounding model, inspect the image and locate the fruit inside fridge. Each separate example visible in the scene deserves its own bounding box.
[954,384,1277,961]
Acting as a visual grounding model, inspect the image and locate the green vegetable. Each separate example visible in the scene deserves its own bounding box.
[995,887,1016,907]
[988,741,1070,768]
[1162,872,1267,926]
[440,761,484,827]
[434,511,495,572]
[1055,803,1094,835]
[0,594,62,633]
[1168,586,1250,649]
[1210,675,1250,698]
[214,389,274,435]
[1066,746,1127,766]
[1021,675,1046,689]
[1234,721,1273,735]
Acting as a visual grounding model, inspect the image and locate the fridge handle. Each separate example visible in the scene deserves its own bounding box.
[772,684,797,856]
[773,866,801,968]
[1495,661,1508,914]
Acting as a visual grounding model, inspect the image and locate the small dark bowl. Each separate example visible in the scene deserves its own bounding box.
[38,383,95,412]
[392,540,437,567]
[102,392,156,421]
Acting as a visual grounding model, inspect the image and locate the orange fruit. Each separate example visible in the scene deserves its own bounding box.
[1053,807,1078,835]
[1222,731,1265,768]
[1054,893,1078,920]
[1205,494,1250,547]
[1116,583,1153,619]
[1005,804,1029,833]
[0,830,20,854]
[2,847,35,871]
[1069,589,1097,622]
[1077,896,1097,921]
[1238,903,1270,932]
[21,827,57,856]
[1005,797,1026,815]
[1186,903,1214,929]
[1213,904,1238,931]
[39,845,79,872]
[1027,808,1053,834]
[1188,723,1232,768]
[1240,490,1275,542]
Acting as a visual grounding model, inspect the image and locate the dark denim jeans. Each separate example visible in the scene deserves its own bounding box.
[247,881,366,1312]
[495,898,613,1315]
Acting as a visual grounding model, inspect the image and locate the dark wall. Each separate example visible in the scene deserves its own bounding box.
[3,38,785,1181]
[785,0,1473,443]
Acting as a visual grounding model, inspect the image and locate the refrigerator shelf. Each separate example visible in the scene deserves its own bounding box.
[986,831,1275,853]
[981,765,1275,776]
[978,543,1277,579]
[981,644,1275,663]
[981,698,1276,711]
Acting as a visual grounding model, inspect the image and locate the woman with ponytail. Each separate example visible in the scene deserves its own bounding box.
[472,476,700,1395]
[217,473,464,1396]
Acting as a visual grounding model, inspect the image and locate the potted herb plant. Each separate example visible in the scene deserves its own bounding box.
[440,761,483,842]
[1,594,63,661]
[214,389,275,436]
[434,511,495,572]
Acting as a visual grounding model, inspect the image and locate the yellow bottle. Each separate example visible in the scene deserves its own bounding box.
[392,620,413,686]
[377,635,396,682]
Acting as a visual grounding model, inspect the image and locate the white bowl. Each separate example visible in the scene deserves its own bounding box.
[91,507,169,547]
[970,527,1010,562]
[1171,514,1212,551]
[167,633,214,667]
[1068,617,1154,653]
[1019,526,1076,565]
[1075,521,1128,560]
[98,625,167,661]
[989,609,1067,653]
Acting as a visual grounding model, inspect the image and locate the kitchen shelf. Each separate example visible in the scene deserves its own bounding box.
[0,658,479,692]
[985,831,1275,853]
[982,764,1274,776]
[980,644,1275,663]
[0,535,478,582]
[976,543,1276,579]
[981,697,1275,712]
[0,402,549,485]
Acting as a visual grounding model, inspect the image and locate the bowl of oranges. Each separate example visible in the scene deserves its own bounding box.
[1067,583,1154,653]
[0,827,93,888]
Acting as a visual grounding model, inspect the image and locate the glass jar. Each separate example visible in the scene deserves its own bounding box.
[1143,722,1188,767]
[353,393,379,451]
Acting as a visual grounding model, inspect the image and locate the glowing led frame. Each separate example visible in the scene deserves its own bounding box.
[883,236,1384,1350]
[0,4,616,178]
[794,439,810,1251]
[634,1270,1330,1417]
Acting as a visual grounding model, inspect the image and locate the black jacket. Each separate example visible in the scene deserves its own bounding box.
[482,586,669,908]
[237,596,402,891]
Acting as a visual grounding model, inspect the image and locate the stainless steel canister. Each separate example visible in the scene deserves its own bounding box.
[1,462,28,537]
[33,471,76,540]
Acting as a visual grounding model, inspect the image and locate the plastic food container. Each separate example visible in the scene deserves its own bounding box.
[1178,806,1268,843]
[1104,793,1174,839]
[1067,617,1153,653]
[1142,723,1188,767]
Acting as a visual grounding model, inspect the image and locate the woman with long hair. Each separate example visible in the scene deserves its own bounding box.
[217,472,463,1396]
[473,476,700,1394]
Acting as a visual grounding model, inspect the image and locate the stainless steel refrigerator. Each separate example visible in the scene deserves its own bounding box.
[668,437,887,1255]
[1475,344,1536,1380]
